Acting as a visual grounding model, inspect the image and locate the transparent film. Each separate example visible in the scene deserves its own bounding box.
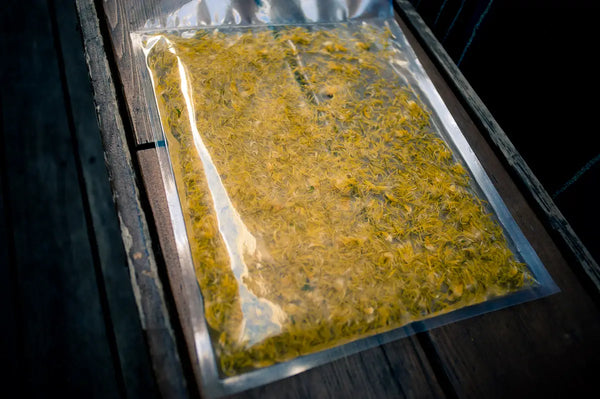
[132,1,558,396]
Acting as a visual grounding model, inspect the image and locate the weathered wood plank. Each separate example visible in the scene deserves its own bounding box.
[228,342,443,399]
[394,0,600,290]
[393,8,600,399]
[135,148,206,398]
[74,0,192,398]
[0,0,121,396]
[50,0,161,397]
[96,0,164,145]
[379,337,449,399]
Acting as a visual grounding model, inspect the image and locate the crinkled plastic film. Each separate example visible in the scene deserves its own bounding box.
[132,1,558,396]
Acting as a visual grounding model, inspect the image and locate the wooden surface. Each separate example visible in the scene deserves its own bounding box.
[75,0,192,397]
[68,0,600,398]
[99,0,166,145]
[0,0,158,397]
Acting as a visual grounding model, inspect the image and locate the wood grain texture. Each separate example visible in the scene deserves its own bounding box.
[75,0,191,398]
[394,0,600,291]
[228,341,443,399]
[50,0,160,397]
[136,148,206,398]
[377,337,447,399]
[99,0,164,145]
[0,1,120,396]
[394,10,600,399]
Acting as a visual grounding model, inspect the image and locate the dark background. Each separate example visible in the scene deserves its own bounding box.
[409,0,599,262]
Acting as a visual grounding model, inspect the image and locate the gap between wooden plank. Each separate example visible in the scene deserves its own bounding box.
[80,0,203,396]
[75,0,196,397]
[47,1,128,396]
[92,0,162,145]
[49,0,161,397]
[0,0,122,396]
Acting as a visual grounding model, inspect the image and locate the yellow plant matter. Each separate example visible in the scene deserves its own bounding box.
[145,24,535,376]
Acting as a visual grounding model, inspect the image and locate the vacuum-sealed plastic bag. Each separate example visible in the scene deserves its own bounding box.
[132,1,557,396]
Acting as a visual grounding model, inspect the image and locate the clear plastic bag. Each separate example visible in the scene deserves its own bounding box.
[132,1,557,396]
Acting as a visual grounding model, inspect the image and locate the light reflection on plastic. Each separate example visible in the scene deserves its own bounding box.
[175,51,286,345]
[300,0,319,22]
[256,0,272,23]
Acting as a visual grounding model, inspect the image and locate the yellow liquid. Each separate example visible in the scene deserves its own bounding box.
[145,25,534,375]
